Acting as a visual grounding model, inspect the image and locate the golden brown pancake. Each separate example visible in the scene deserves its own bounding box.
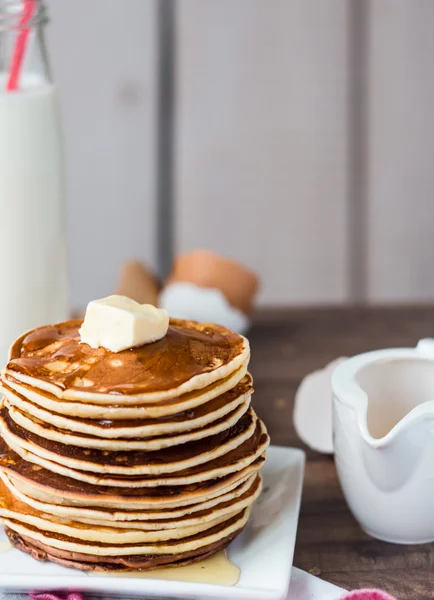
[0,479,261,533]
[5,319,249,402]
[0,470,259,523]
[0,409,257,475]
[4,397,251,451]
[0,419,268,487]
[0,473,261,544]
[66,478,262,530]
[3,509,249,556]
[6,527,241,571]
[0,436,265,508]
[1,364,249,420]
[2,374,253,439]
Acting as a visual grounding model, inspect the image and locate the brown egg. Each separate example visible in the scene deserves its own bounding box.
[167,250,260,315]
[116,261,160,306]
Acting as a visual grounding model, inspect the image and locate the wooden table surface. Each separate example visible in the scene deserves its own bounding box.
[248,307,434,599]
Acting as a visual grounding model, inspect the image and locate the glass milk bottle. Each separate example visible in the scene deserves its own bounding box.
[0,0,69,362]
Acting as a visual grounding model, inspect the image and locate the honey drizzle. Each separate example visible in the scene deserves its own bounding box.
[88,550,240,585]
[0,540,12,553]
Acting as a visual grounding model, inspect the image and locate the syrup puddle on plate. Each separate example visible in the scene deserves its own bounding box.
[88,551,240,586]
[0,540,12,553]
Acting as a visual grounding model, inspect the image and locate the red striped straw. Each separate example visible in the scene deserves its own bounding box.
[6,0,36,91]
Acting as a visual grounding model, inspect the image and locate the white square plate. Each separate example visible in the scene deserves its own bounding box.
[0,445,305,600]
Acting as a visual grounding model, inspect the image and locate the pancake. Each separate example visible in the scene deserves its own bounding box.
[0,475,242,544]
[2,508,250,556]
[0,436,265,508]
[0,471,259,524]
[66,478,262,531]
[0,408,262,475]
[0,419,268,487]
[6,527,241,571]
[0,473,260,544]
[2,374,253,439]
[7,478,262,535]
[1,363,249,420]
[4,396,251,451]
[4,319,249,402]
[0,498,239,545]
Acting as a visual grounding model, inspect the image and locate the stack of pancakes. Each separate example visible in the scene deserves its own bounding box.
[0,319,268,572]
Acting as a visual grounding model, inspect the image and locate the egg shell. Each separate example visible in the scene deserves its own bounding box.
[167,250,259,315]
[293,358,347,454]
[116,261,160,307]
[159,282,249,334]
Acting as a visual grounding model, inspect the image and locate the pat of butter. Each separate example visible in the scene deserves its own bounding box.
[79,296,169,352]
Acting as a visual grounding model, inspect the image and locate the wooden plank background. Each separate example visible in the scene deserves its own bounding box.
[47,0,158,310]
[175,0,349,306]
[45,0,434,310]
[367,0,434,301]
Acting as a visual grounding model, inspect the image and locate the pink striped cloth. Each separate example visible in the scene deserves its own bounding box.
[30,591,397,600]
[340,593,396,600]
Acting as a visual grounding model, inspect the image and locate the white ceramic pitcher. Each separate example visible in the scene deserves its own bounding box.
[332,339,434,544]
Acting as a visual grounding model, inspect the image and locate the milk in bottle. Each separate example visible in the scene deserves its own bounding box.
[0,1,69,362]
